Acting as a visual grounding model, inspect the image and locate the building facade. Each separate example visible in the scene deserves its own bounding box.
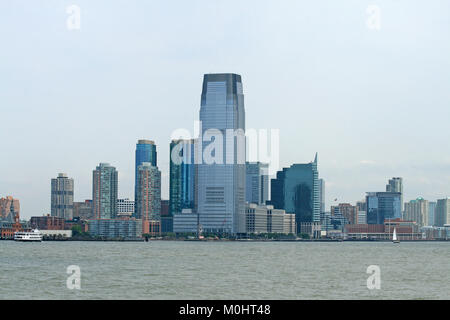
[331,203,358,225]
[135,162,161,235]
[73,200,93,220]
[386,177,403,215]
[0,196,20,222]
[87,218,142,239]
[428,201,437,227]
[135,140,157,206]
[30,215,65,230]
[245,162,269,205]
[92,163,118,219]
[51,173,74,220]
[238,203,296,235]
[270,154,320,233]
[366,192,402,224]
[196,73,246,234]
[117,198,135,217]
[404,198,429,227]
[169,139,195,216]
[435,198,450,227]
[318,179,325,214]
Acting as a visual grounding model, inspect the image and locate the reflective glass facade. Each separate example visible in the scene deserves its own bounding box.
[169,139,195,216]
[245,162,269,205]
[269,154,320,233]
[197,73,246,234]
[366,192,402,224]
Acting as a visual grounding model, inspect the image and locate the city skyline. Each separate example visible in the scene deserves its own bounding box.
[1,1,450,219]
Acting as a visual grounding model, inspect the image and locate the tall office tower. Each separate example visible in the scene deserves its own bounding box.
[135,140,157,205]
[92,163,118,219]
[50,173,74,220]
[331,203,358,225]
[0,196,20,222]
[135,162,161,221]
[245,162,269,205]
[318,179,325,214]
[270,154,320,233]
[196,73,246,234]
[404,198,429,227]
[386,177,403,215]
[366,192,402,224]
[428,201,437,226]
[435,198,450,227]
[169,139,195,216]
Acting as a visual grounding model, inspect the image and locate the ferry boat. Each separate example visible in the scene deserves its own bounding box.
[14,229,43,242]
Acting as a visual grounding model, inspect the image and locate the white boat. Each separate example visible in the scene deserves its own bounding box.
[14,229,43,242]
[392,228,400,243]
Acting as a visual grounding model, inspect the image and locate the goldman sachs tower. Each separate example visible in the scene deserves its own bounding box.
[196,73,246,234]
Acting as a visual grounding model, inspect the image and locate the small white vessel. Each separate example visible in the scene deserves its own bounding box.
[392,228,400,244]
[14,229,43,242]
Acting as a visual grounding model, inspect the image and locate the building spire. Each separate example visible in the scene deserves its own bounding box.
[314,152,318,164]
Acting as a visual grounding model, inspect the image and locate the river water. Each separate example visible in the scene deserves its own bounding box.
[0,241,448,299]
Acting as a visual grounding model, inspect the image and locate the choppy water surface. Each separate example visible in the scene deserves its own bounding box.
[0,241,449,299]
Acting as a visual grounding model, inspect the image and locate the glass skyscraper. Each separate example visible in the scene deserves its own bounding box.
[270,154,320,233]
[169,139,195,216]
[92,163,118,219]
[366,192,402,224]
[196,73,246,234]
[245,162,269,205]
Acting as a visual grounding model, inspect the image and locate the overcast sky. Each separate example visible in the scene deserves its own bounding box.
[1,0,449,219]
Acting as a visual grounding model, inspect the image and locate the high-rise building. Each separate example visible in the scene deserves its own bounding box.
[92,163,118,219]
[318,179,325,214]
[270,154,320,233]
[386,177,403,215]
[135,162,161,234]
[435,198,450,227]
[196,73,246,234]
[51,173,74,220]
[0,196,20,222]
[73,200,93,220]
[428,201,437,226]
[169,139,195,216]
[331,203,358,225]
[366,192,402,224]
[245,162,269,205]
[135,140,157,205]
[404,198,429,227]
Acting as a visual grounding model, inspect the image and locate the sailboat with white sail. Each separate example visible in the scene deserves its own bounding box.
[392,227,400,243]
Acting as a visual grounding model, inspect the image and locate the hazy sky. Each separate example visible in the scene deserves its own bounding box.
[1,0,449,219]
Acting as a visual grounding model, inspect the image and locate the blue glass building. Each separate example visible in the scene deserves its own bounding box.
[269,154,320,233]
[366,192,402,224]
[169,139,195,216]
[196,73,246,234]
